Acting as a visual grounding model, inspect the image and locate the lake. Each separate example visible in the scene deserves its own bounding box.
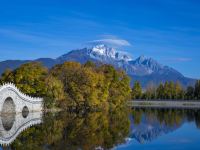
[1,107,200,150]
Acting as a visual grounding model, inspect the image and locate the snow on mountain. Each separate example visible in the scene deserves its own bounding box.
[128,55,164,75]
[0,44,196,88]
[88,44,132,61]
[84,45,169,76]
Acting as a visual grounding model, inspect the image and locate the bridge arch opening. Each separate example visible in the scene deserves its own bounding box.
[1,97,16,131]
[1,113,15,131]
[2,97,16,114]
[22,106,29,118]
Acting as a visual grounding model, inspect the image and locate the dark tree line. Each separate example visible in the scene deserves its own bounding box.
[132,108,200,129]
[132,80,200,100]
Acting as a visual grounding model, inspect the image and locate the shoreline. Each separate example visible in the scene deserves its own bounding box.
[128,100,200,109]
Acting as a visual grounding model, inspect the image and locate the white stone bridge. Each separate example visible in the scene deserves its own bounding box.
[0,83,43,113]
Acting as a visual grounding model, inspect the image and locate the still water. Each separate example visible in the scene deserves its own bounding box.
[1,108,200,150]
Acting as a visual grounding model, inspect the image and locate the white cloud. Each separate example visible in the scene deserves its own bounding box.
[88,38,131,47]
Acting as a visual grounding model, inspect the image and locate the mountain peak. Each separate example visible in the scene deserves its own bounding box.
[91,44,116,58]
[136,55,147,63]
[135,55,161,66]
[128,55,164,75]
[88,44,132,61]
[0,45,195,88]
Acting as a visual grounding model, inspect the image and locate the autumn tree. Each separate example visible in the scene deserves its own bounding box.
[97,64,131,109]
[44,75,66,108]
[0,61,131,110]
[145,82,157,100]
[49,62,110,109]
[156,83,164,99]
[174,82,184,99]
[0,62,48,97]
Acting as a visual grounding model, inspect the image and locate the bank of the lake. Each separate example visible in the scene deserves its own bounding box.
[128,100,200,108]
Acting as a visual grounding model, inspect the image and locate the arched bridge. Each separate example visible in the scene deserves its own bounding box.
[0,83,43,113]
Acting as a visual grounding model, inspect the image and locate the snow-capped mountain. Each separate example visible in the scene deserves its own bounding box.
[0,44,196,88]
[88,44,132,61]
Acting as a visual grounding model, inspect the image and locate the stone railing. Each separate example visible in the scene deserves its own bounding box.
[0,83,43,103]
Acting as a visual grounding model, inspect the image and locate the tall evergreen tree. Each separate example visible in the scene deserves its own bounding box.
[194,80,200,100]
[174,82,184,99]
[168,81,175,99]
[132,81,142,99]
[185,86,195,100]
[156,83,164,99]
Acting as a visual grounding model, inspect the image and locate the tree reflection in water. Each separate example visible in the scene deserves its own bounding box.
[10,108,130,150]
[2,108,200,149]
[131,108,200,143]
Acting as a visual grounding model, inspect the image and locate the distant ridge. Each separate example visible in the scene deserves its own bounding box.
[0,44,196,88]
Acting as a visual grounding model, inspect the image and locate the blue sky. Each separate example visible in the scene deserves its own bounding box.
[0,0,200,78]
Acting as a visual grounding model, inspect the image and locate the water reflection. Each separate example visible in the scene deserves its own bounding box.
[130,108,200,144]
[1,113,16,131]
[0,111,42,146]
[5,108,130,150]
[1,108,200,149]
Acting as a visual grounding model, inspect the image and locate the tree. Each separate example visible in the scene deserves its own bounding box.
[50,62,110,109]
[83,61,96,68]
[97,64,131,109]
[0,62,48,97]
[145,82,157,100]
[168,81,175,99]
[185,86,195,100]
[0,68,14,84]
[132,81,142,99]
[194,80,200,100]
[44,75,66,108]
[156,83,164,99]
[174,82,184,99]
[0,61,131,110]
[163,82,173,99]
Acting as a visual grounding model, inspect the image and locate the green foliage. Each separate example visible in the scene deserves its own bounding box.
[83,60,96,68]
[0,61,131,110]
[44,75,66,108]
[141,81,189,100]
[0,62,48,97]
[194,80,200,99]
[132,108,200,128]
[132,81,142,99]
[156,84,164,99]
[98,65,131,109]
[49,62,131,110]
[49,62,109,109]
[185,86,195,99]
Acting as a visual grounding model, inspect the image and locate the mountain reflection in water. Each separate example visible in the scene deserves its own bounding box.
[1,108,200,150]
[130,108,200,144]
